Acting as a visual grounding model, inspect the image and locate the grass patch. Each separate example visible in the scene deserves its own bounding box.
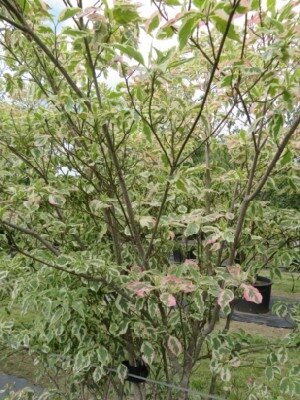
[190,325,299,400]
[262,270,300,299]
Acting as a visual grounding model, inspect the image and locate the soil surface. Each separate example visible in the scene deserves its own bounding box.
[0,373,43,398]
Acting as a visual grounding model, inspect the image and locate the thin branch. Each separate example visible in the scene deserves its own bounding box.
[173,0,241,167]
[248,112,300,201]
[1,219,60,256]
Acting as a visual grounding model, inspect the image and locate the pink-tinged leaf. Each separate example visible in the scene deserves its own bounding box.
[217,289,234,309]
[168,295,176,306]
[184,259,198,268]
[161,275,182,285]
[240,0,250,8]
[207,236,217,245]
[161,275,195,293]
[161,12,184,29]
[136,289,147,297]
[49,194,66,206]
[249,14,261,25]
[197,20,205,28]
[127,281,153,298]
[180,281,195,293]
[227,265,241,278]
[49,195,58,205]
[77,6,102,20]
[241,284,262,304]
[210,242,221,252]
[160,293,176,307]
[167,336,182,356]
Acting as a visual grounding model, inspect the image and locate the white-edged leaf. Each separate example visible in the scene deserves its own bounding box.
[241,284,262,304]
[217,288,234,309]
[145,12,160,33]
[212,16,240,42]
[117,363,128,381]
[118,319,130,335]
[141,341,155,364]
[179,13,202,50]
[89,199,111,211]
[139,215,156,228]
[160,293,176,307]
[96,346,111,365]
[93,366,104,382]
[59,7,81,22]
[167,335,183,356]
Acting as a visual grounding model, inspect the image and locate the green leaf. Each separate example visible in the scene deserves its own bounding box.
[280,377,297,395]
[267,0,276,14]
[179,14,201,50]
[193,0,205,9]
[139,215,156,228]
[142,123,152,143]
[212,16,240,42]
[114,44,145,65]
[96,346,111,364]
[252,0,260,10]
[222,230,234,243]
[56,255,70,266]
[71,301,85,318]
[165,0,180,4]
[141,341,155,364]
[273,302,289,318]
[217,288,234,310]
[280,148,293,166]
[220,367,231,382]
[34,134,50,147]
[58,7,81,22]
[74,351,91,372]
[93,366,104,382]
[176,179,188,193]
[221,75,233,88]
[62,27,89,37]
[145,12,160,33]
[193,291,205,313]
[271,114,283,141]
[157,25,175,40]
[113,5,140,25]
[185,222,200,237]
[117,363,128,381]
[115,295,130,314]
[118,319,130,335]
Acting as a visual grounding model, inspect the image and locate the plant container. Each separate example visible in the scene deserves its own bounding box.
[186,247,197,260]
[122,360,149,383]
[234,276,272,314]
[172,248,185,263]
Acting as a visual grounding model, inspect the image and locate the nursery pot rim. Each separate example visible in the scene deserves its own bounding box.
[254,275,273,287]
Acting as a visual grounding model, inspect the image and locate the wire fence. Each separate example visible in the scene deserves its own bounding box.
[107,368,227,400]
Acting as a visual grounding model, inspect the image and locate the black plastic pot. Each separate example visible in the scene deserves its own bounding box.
[234,276,272,314]
[173,248,185,263]
[186,247,197,260]
[122,360,149,384]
